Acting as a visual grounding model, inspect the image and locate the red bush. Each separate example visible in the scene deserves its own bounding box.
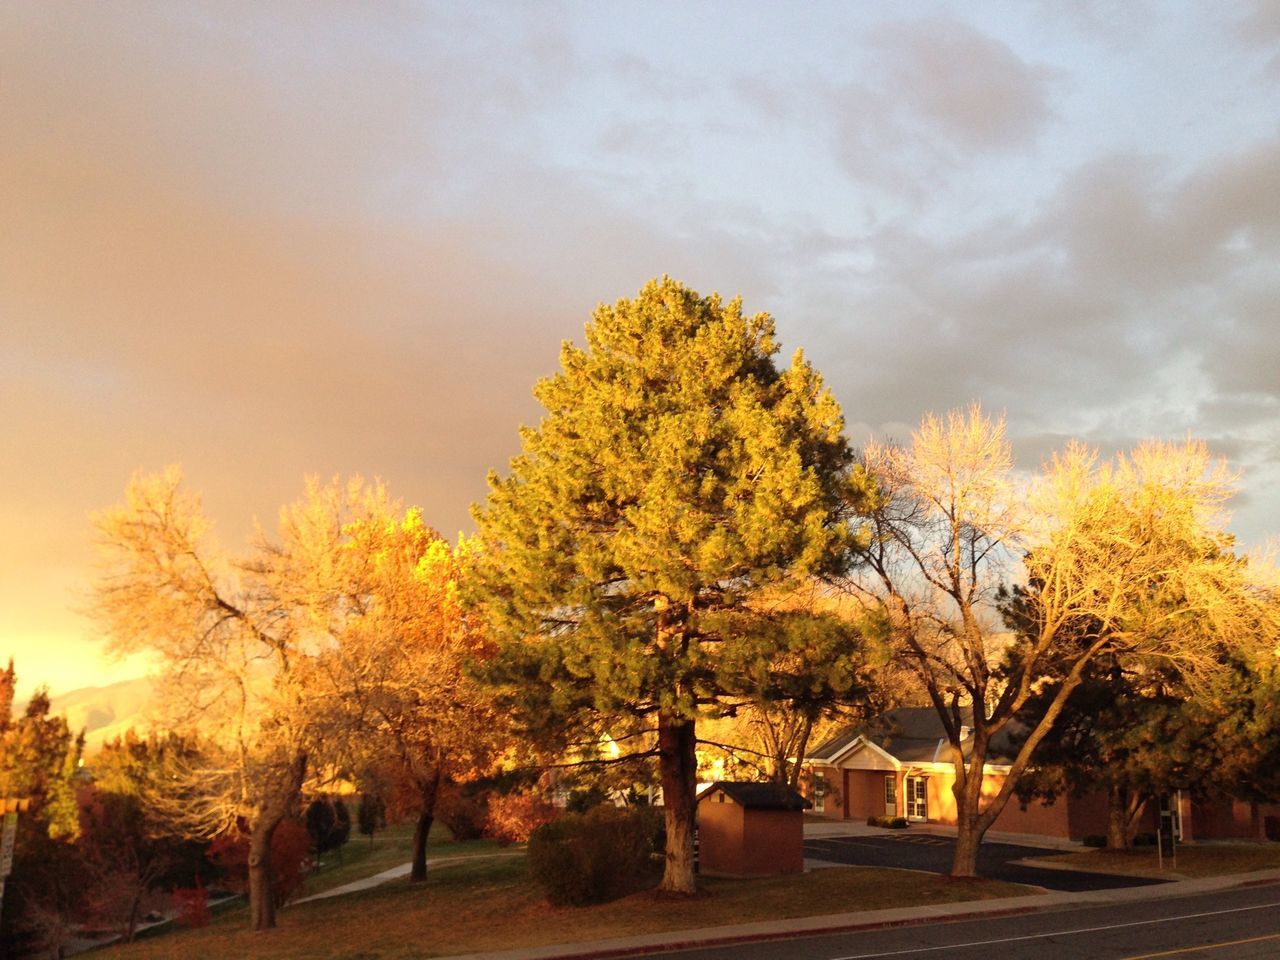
[171,878,210,928]
[207,819,312,908]
[485,789,559,844]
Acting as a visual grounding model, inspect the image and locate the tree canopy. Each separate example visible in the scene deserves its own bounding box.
[303,506,501,882]
[471,276,856,892]
[844,407,1280,876]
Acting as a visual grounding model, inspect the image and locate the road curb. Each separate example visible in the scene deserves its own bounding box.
[445,871,1280,960]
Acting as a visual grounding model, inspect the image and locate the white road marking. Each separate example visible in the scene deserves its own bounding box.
[829,899,1280,960]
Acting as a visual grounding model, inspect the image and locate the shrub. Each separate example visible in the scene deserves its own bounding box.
[485,789,559,845]
[207,819,312,908]
[171,879,210,928]
[1265,815,1280,842]
[304,796,351,858]
[1082,834,1106,848]
[437,782,489,840]
[527,806,661,906]
[1132,832,1157,847]
[357,793,386,843]
[866,815,909,829]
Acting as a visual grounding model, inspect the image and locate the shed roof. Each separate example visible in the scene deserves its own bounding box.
[698,781,812,811]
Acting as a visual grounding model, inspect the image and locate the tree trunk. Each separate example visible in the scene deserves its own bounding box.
[410,767,442,883]
[410,810,433,883]
[787,716,814,792]
[1106,784,1132,849]
[246,751,307,931]
[247,818,279,932]
[658,713,698,894]
[950,764,988,878]
[125,890,141,943]
[952,817,982,878]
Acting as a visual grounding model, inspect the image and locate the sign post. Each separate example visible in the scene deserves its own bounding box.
[1157,793,1177,870]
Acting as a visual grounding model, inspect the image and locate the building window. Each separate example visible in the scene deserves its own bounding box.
[813,772,827,814]
[884,775,897,817]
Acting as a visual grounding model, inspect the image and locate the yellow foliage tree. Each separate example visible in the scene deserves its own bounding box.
[846,407,1279,877]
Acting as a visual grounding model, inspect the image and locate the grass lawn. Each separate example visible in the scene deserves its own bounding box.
[1035,842,1280,879]
[302,822,504,897]
[99,856,1031,960]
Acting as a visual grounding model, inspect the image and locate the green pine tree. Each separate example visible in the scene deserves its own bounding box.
[471,277,853,894]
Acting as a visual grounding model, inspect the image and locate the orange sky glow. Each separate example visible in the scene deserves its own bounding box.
[3,4,1278,702]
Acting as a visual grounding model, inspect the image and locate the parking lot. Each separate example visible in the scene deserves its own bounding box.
[804,833,1170,892]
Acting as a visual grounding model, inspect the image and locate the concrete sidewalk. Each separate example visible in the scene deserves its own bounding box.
[442,868,1280,960]
[293,852,523,904]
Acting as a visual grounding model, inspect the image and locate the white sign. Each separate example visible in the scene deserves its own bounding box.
[0,811,17,877]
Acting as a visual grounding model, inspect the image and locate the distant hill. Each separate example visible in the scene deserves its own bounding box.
[47,676,155,750]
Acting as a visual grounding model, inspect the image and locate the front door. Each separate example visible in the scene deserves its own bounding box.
[906,776,928,821]
[884,775,897,817]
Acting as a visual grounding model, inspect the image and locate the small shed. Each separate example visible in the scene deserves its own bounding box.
[696,781,811,877]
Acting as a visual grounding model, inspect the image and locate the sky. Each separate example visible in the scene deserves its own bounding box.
[3,2,1278,701]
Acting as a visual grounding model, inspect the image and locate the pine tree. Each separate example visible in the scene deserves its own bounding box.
[471,277,853,894]
[0,665,85,954]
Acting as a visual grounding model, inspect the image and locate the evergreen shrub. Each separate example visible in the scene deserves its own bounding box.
[527,806,662,906]
[866,815,908,829]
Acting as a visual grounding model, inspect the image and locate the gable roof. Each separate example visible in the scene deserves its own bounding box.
[809,707,1021,768]
[697,781,812,811]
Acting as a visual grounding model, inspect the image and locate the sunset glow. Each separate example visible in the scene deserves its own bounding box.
[3,4,1278,705]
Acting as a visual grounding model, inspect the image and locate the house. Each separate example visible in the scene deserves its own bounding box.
[804,707,1109,839]
[696,781,811,876]
[801,707,1280,843]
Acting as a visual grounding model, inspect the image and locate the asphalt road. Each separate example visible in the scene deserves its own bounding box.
[633,882,1280,960]
[803,833,1170,892]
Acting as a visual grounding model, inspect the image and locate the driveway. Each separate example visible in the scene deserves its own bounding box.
[804,833,1170,892]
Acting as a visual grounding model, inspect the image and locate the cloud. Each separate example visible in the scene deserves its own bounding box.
[1033,1,1156,50]
[801,132,1280,514]
[827,17,1053,194]
[1235,0,1280,77]
[2,2,1279,697]
[873,18,1054,150]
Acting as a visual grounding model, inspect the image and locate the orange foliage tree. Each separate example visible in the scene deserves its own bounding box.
[90,471,479,926]
[301,506,504,882]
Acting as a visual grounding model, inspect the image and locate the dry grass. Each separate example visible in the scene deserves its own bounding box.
[99,857,1031,960]
[1034,842,1280,879]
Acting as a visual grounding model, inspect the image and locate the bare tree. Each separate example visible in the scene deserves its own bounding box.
[90,470,381,930]
[844,407,1278,876]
